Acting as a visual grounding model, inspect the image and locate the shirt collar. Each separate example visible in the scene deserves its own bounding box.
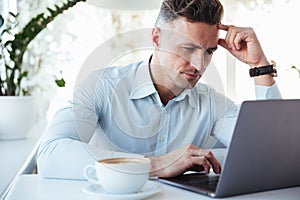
[130,57,157,100]
[130,56,200,110]
[174,88,200,110]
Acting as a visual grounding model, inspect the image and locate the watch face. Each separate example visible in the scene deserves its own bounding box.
[249,67,260,77]
[253,67,260,76]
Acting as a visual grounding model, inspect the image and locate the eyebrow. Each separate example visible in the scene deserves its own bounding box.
[182,43,218,52]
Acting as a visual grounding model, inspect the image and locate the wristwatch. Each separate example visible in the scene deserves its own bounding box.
[249,60,277,77]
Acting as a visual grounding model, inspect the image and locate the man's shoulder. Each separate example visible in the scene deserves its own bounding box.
[99,61,144,79]
[193,83,236,114]
[78,61,144,90]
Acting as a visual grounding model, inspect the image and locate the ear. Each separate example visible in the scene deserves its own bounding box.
[152,27,161,48]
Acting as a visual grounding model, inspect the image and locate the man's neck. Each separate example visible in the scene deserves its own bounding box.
[154,84,177,106]
[149,54,184,106]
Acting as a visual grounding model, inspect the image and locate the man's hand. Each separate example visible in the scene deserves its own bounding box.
[218,24,275,86]
[218,24,268,66]
[148,144,221,178]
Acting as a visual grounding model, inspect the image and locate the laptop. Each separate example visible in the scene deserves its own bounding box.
[158,99,300,198]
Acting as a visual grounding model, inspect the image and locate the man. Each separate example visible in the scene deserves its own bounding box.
[37,0,281,179]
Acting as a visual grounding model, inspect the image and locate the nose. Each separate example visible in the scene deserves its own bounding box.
[190,50,206,72]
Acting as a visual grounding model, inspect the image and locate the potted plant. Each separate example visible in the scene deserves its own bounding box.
[0,0,86,139]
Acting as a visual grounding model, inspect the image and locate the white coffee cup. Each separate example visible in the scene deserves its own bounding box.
[84,157,151,194]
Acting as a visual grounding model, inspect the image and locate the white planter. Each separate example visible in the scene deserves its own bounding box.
[0,96,37,140]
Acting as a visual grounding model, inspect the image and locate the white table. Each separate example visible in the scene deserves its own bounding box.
[3,174,300,200]
[0,121,46,197]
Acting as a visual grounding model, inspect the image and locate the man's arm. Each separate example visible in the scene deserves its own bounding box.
[36,103,99,178]
[36,71,142,179]
[218,24,278,87]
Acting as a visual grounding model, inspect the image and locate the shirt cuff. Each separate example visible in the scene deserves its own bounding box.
[255,82,282,100]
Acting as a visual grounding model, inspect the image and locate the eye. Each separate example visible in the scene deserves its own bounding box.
[206,49,216,56]
[183,46,196,52]
[206,50,214,55]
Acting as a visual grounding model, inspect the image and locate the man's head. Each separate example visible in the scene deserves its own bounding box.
[151,0,224,93]
[155,0,224,28]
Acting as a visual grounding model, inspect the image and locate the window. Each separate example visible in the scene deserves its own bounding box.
[12,0,300,120]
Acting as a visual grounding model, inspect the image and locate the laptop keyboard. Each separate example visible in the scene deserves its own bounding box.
[186,173,219,192]
[160,172,220,193]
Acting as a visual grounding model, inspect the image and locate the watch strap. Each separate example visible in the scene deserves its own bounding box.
[249,62,277,77]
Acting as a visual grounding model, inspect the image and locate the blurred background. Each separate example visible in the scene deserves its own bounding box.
[1,0,299,121]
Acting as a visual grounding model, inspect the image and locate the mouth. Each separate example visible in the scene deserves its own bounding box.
[182,72,201,80]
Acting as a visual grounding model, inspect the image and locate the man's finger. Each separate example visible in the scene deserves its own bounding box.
[191,156,211,174]
[206,153,222,174]
[218,23,230,31]
[218,38,231,52]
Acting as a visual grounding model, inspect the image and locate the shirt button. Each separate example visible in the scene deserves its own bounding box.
[159,137,165,142]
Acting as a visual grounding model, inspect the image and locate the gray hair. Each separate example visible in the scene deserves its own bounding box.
[155,0,224,27]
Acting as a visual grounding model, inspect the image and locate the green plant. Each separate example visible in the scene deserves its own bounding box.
[0,0,86,96]
[291,66,300,78]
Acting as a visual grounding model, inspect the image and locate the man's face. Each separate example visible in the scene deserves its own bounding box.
[153,18,219,91]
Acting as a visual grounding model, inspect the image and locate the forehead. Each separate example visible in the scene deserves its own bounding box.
[163,18,219,48]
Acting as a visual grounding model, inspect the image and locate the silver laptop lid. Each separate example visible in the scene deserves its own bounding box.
[216,99,300,197]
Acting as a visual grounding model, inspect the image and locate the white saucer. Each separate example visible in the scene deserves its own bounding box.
[83,181,162,200]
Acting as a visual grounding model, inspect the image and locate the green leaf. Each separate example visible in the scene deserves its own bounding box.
[0,15,4,28]
[5,64,13,70]
[47,8,56,16]
[291,66,300,78]
[8,12,18,18]
[1,28,11,36]
[19,71,28,79]
[4,40,13,47]
[55,78,66,87]
[22,89,29,96]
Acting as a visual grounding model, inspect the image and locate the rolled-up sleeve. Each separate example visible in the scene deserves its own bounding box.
[255,82,282,100]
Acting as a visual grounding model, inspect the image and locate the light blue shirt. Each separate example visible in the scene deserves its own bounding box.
[37,60,281,179]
